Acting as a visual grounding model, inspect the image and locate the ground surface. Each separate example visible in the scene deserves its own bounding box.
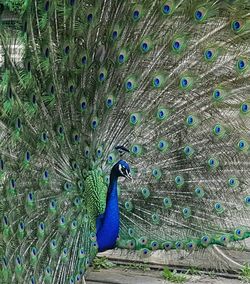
[86,267,243,284]
[85,245,250,284]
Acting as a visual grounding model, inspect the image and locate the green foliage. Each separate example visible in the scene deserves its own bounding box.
[207,270,217,279]
[162,267,188,283]
[92,256,116,271]
[1,0,24,12]
[121,262,150,272]
[186,267,202,276]
[239,263,250,283]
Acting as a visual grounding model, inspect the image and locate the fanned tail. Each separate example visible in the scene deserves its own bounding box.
[0,0,250,283]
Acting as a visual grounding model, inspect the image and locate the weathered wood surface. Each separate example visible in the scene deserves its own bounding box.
[86,239,250,284]
[98,239,250,273]
[86,267,242,284]
[86,268,164,284]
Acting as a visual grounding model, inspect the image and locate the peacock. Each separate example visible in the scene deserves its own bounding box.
[0,0,250,283]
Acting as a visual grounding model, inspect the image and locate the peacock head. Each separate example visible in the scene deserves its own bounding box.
[112,160,132,180]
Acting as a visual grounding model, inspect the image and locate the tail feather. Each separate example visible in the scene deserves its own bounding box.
[0,0,250,282]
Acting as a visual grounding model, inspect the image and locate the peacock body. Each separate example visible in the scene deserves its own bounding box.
[0,0,250,283]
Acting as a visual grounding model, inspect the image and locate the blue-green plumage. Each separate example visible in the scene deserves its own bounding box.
[96,160,131,252]
[0,0,250,283]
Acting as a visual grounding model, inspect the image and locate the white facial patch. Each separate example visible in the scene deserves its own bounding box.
[118,164,123,175]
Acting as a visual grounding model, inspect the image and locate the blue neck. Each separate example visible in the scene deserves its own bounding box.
[96,173,120,252]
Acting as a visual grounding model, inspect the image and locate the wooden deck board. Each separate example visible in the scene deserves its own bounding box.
[98,243,250,272]
[86,242,250,284]
[86,267,243,284]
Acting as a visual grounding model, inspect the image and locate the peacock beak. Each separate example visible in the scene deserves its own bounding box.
[125,170,133,180]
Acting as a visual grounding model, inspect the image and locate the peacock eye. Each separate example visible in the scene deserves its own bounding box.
[121,166,127,174]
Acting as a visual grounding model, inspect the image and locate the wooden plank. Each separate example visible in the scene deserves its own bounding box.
[99,243,250,273]
[87,242,250,284]
[86,267,243,284]
[86,268,164,284]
